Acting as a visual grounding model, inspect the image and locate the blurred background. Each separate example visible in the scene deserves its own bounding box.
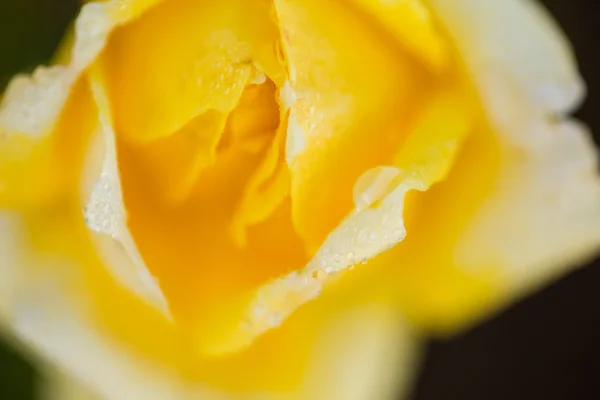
[0,1,599,399]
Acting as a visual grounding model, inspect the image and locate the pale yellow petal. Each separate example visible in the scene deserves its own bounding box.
[364,0,600,333]
[456,109,600,299]
[428,0,584,114]
[430,0,600,301]
[84,69,170,315]
[296,305,420,400]
[40,363,101,400]
[0,0,163,139]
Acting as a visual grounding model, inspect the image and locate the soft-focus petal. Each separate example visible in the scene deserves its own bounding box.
[364,0,600,332]
[429,0,600,301]
[273,0,435,251]
[0,0,163,139]
[2,210,419,399]
[237,84,474,344]
[428,0,585,114]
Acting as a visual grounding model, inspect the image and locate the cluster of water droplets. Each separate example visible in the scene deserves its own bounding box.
[83,172,121,238]
[0,66,70,137]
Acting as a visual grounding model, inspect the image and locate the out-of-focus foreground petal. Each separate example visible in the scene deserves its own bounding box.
[365,0,600,332]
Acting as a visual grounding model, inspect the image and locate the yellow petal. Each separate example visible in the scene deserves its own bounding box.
[296,305,419,400]
[2,207,419,399]
[102,0,284,144]
[0,0,162,139]
[221,79,280,153]
[231,112,290,246]
[348,0,448,70]
[365,0,600,333]
[272,0,434,251]
[367,126,503,332]
[428,0,584,114]
[117,117,308,355]
[437,0,600,309]
[84,68,170,314]
[0,78,97,209]
[0,0,164,207]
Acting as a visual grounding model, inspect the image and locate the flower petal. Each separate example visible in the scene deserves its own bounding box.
[101,0,284,144]
[230,114,290,246]
[348,0,448,70]
[273,0,435,251]
[428,0,585,114]
[84,69,170,315]
[2,211,418,399]
[0,0,163,139]
[363,0,600,333]
[0,0,165,208]
[231,85,474,348]
[430,0,600,308]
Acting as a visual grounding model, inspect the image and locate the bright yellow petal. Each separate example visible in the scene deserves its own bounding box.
[431,0,600,308]
[272,0,441,252]
[348,0,448,70]
[84,68,170,314]
[231,112,290,246]
[102,0,284,143]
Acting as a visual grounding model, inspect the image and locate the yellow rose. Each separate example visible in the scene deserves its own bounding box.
[1,0,599,399]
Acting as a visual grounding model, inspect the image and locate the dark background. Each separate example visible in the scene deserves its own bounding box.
[0,1,599,399]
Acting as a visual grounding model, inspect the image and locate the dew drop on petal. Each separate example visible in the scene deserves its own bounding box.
[353,166,401,211]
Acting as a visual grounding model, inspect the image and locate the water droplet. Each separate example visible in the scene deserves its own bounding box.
[353,166,401,211]
[312,269,327,280]
[267,312,283,327]
[347,252,357,264]
[332,254,343,265]
[393,229,406,240]
[357,228,375,246]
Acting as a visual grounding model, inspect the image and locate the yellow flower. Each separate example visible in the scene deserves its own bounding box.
[1,0,599,399]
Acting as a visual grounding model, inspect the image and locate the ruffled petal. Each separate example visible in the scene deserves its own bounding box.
[429,0,600,306]
[272,0,438,251]
[362,0,600,333]
[428,0,585,114]
[0,0,163,139]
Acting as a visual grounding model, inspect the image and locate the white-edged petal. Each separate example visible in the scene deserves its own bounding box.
[429,0,585,114]
[82,70,170,315]
[0,0,161,138]
[429,0,600,298]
